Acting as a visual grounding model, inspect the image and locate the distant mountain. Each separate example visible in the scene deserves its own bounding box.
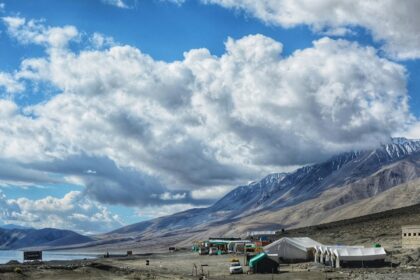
[0,227,95,250]
[0,224,32,230]
[97,137,420,250]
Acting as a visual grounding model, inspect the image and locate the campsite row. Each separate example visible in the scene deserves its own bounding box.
[191,232,387,274]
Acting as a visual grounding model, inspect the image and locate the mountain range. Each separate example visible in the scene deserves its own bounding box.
[0,227,94,250]
[100,137,420,250]
[1,137,420,250]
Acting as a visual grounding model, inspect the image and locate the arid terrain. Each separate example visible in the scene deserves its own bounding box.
[1,251,420,280]
[2,204,420,279]
[283,202,420,249]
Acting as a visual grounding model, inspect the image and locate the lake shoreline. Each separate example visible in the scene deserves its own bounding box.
[0,249,100,264]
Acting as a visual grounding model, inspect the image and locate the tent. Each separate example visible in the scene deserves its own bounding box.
[332,248,387,268]
[263,237,322,261]
[249,253,279,274]
[314,245,364,264]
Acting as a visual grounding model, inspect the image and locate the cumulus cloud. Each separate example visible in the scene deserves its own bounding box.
[90,32,116,49]
[203,0,420,60]
[0,18,414,211]
[2,17,78,49]
[0,73,24,94]
[0,191,122,234]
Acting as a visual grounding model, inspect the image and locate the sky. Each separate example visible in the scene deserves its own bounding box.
[0,0,420,234]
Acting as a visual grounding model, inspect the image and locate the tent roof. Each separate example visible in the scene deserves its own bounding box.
[333,248,386,261]
[207,240,230,244]
[249,253,266,268]
[264,237,322,252]
[315,245,364,253]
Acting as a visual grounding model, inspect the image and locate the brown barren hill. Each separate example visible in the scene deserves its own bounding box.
[281,202,420,248]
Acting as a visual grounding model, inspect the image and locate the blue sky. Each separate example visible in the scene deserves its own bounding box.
[0,0,419,233]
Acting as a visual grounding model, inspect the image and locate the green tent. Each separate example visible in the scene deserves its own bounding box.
[249,253,267,268]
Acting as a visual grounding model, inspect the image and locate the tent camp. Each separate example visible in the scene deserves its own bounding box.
[332,247,387,268]
[263,237,322,261]
[314,245,364,265]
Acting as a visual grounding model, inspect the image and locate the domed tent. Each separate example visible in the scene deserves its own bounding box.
[263,237,322,262]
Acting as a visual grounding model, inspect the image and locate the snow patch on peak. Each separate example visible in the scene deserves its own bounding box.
[391,137,420,146]
[384,137,420,158]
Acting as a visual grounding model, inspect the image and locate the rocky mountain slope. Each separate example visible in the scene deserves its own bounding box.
[283,200,420,249]
[94,137,420,250]
[0,227,95,249]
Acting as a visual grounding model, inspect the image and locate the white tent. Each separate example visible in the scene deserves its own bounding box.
[332,248,387,268]
[314,245,364,264]
[263,237,323,261]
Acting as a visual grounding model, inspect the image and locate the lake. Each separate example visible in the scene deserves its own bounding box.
[0,250,99,264]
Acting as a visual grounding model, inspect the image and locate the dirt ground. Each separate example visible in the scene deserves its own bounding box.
[1,251,420,280]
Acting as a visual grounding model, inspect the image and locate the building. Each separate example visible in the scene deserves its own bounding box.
[402,225,420,249]
[247,231,278,242]
[227,240,251,253]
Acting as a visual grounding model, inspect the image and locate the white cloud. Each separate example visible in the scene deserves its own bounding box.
[101,0,130,9]
[0,72,24,94]
[0,191,123,234]
[90,32,116,49]
[102,0,186,9]
[162,0,186,5]
[159,192,187,200]
[2,16,78,49]
[0,18,415,210]
[203,0,420,60]
[136,203,202,219]
[191,186,233,200]
[401,122,420,140]
[0,99,18,117]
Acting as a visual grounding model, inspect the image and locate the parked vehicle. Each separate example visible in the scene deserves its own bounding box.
[229,262,243,274]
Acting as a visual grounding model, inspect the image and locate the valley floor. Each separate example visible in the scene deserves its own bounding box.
[0,251,420,280]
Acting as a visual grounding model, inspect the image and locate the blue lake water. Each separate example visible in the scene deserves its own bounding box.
[0,250,99,264]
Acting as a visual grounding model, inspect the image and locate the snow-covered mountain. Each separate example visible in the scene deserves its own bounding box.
[104,137,420,248]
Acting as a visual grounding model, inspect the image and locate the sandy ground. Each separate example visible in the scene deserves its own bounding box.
[1,251,420,280]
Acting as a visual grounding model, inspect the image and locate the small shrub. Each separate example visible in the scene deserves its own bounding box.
[14,267,22,274]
